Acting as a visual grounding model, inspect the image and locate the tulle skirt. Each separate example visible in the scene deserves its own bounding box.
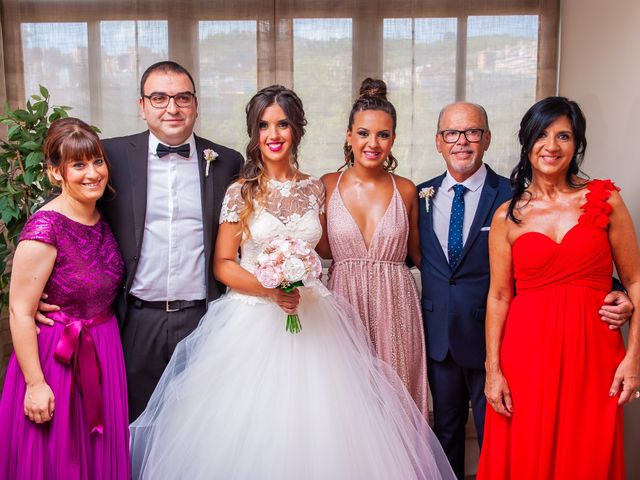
[130,284,454,480]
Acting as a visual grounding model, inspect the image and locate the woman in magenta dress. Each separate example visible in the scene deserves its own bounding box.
[318,78,428,417]
[0,118,129,479]
[478,97,640,479]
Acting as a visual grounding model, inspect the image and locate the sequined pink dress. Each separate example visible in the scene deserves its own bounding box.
[0,210,130,479]
[327,173,428,417]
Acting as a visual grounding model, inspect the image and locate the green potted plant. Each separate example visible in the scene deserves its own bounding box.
[0,86,71,387]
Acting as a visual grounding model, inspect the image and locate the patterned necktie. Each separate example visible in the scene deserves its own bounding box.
[448,184,468,268]
[156,143,190,158]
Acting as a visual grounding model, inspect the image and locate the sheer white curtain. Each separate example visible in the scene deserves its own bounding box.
[2,0,559,181]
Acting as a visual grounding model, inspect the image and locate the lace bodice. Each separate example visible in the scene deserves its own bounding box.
[220,177,325,273]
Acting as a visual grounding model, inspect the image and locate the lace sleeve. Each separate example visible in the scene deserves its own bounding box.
[19,210,57,247]
[220,182,245,224]
[310,177,326,215]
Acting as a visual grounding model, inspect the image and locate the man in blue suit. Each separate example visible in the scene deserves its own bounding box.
[418,102,632,479]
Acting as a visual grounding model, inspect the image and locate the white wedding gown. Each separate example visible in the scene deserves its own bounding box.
[130,177,454,480]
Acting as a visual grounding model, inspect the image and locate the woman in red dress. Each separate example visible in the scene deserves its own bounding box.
[478,97,640,479]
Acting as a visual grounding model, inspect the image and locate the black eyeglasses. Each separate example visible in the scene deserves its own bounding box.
[143,92,196,109]
[438,128,485,144]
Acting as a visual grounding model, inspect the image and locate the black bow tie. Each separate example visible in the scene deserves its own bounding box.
[156,143,190,158]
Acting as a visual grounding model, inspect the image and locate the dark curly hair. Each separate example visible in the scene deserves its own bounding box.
[341,78,398,172]
[507,96,587,223]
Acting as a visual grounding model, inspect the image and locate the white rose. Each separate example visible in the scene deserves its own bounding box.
[283,257,306,282]
[278,242,293,256]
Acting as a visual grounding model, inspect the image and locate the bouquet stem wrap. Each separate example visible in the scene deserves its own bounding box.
[283,281,304,333]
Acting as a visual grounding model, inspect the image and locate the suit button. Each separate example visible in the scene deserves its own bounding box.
[449,279,456,286]
[133,256,138,261]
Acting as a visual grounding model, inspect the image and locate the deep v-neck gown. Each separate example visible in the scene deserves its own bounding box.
[477,180,626,479]
[327,173,428,417]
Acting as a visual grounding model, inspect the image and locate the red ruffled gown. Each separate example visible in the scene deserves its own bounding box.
[478,180,626,479]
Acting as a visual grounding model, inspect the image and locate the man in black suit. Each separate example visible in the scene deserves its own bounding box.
[100,61,243,420]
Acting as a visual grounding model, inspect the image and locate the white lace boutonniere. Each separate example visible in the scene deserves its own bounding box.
[204,149,219,177]
[419,186,437,213]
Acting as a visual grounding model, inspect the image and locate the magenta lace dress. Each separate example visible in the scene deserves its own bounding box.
[0,210,130,480]
[327,173,428,417]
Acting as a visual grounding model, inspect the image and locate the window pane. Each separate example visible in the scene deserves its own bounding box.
[199,21,257,155]
[467,15,539,176]
[21,23,90,121]
[101,21,168,137]
[384,18,457,182]
[294,19,352,177]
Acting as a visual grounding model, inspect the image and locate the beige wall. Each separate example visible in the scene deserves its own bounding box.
[559,0,640,477]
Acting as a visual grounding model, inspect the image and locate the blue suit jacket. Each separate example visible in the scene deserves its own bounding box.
[417,165,511,369]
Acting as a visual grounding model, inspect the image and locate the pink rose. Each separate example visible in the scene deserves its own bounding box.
[255,264,282,289]
[295,239,310,256]
[309,252,323,279]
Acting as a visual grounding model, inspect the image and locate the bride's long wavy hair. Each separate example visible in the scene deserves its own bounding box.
[238,85,307,237]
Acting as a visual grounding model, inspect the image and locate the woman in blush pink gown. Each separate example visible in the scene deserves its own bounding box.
[319,78,428,417]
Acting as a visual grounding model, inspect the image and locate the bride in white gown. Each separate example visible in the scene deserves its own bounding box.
[129,85,454,480]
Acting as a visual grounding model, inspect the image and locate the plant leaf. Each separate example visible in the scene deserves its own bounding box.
[20,141,41,151]
[1,209,13,224]
[23,169,35,185]
[13,109,29,122]
[7,124,21,141]
[25,151,44,168]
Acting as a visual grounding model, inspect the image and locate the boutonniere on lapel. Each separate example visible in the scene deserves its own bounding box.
[204,149,219,177]
[419,186,437,213]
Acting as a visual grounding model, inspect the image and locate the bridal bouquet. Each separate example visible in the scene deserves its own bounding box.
[255,236,323,333]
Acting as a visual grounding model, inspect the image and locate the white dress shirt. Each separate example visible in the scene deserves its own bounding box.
[129,132,207,301]
[432,163,488,258]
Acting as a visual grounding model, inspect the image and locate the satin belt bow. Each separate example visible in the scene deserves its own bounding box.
[52,310,113,435]
[156,143,190,158]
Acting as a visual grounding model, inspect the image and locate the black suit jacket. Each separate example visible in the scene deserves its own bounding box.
[99,131,243,325]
